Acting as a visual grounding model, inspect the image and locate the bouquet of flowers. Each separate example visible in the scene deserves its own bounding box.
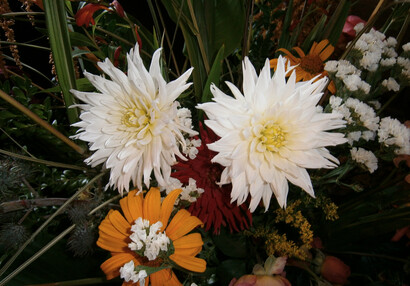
[0,0,409,285]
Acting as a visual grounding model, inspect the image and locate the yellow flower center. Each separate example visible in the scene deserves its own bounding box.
[300,54,324,74]
[260,122,286,152]
[122,109,150,128]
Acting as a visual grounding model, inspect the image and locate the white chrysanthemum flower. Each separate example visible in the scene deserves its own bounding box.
[197,57,347,211]
[350,147,378,173]
[71,44,197,193]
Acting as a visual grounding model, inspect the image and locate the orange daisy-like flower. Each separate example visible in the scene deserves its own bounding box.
[269,39,336,94]
[97,187,206,285]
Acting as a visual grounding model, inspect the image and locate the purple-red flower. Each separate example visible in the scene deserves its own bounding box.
[75,3,109,28]
[342,15,366,38]
[171,123,252,234]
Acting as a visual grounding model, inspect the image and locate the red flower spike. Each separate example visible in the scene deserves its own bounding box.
[172,123,252,234]
[112,0,125,18]
[113,46,122,67]
[75,4,109,28]
[134,25,142,50]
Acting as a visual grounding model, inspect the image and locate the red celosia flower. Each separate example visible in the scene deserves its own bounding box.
[75,4,109,28]
[171,123,252,234]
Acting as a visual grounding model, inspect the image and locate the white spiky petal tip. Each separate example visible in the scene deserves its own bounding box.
[71,44,197,193]
[197,56,347,212]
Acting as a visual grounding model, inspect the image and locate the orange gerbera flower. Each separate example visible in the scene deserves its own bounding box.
[269,39,336,94]
[97,187,206,285]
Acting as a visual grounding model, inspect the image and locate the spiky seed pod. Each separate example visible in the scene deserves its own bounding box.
[67,221,96,257]
[0,222,28,250]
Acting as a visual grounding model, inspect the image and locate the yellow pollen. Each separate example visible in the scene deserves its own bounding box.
[122,109,149,128]
[260,122,286,152]
[300,54,324,74]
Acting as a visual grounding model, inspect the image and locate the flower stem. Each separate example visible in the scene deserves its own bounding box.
[0,89,85,155]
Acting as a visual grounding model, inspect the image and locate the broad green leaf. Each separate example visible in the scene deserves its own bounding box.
[322,0,351,45]
[43,0,78,124]
[201,45,225,103]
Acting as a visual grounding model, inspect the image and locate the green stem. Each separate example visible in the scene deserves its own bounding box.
[0,41,50,51]
[0,225,76,286]
[0,89,85,155]
[0,172,105,278]
[0,149,87,171]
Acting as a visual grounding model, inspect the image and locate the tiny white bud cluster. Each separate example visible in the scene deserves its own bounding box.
[382,77,400,92]
[128,218,170,261]
[164,177,204,204]
[325,60,370,94]
[330,96,379,146]
[378,117,410,155]
[183,138,202,159]
[350,147,378,173]
[119,260,147,285]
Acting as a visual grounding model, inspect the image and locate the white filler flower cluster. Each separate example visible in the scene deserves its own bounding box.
[378,117,410,155]
[350,147,378,173]
[164,177,204,203]
[71,44,197,194]
[128,218,170,261]
[198,56,347,211]
[119,260,147,285]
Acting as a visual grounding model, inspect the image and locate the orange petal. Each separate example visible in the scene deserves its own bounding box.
[309,41,318,55]
[119,194,133,224]
[169,253,206,273]
[160,188,182,231]
[312,39,329,55]
[100,252,138,280]
[277,48,299,64]
[143,187,161,224]
[328,80,336,94]
[270,59,278,69]
[319,45,334,61]
[293,47,306,58]
[173,233,203,249]
[150,269,182,286]
[97,231,129,252]
[108,210,132,237]
[174,246,202,257]
[99,217,128,239]
[166,209,203,241]
[128,190,144,222]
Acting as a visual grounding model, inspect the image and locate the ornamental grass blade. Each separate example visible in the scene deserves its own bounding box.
[43,0,79,124]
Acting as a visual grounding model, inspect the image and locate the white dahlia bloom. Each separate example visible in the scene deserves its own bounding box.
[197,56,347,212]
[71,44,196,193]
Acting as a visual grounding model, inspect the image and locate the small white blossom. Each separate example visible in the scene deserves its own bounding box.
[386,37,397,47]
[403,42,410,52]
[177,107,194,130]
[397,57,410,69]
[354,23,365,34]
[368,100,381,110]
[347,131,362,146]
[183,138,201,159]
[345,98,380,131]
[120,261,147,285]
[128,218,170,261]
[350,147,378,173]
[380,57,396,67]
[382,77,400,92]
[362,130,376,141]
[180,178,205,203]
[324,61,339,73]
[378,117,410,154]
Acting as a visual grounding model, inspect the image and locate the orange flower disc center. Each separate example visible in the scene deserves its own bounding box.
[300,54,324,74]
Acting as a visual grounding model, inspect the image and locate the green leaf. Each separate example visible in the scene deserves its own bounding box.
[322,0,351,45]
[39,78,94,94]
[43,0,79,124]
[69,31,96,48]
[201,45,225,104]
